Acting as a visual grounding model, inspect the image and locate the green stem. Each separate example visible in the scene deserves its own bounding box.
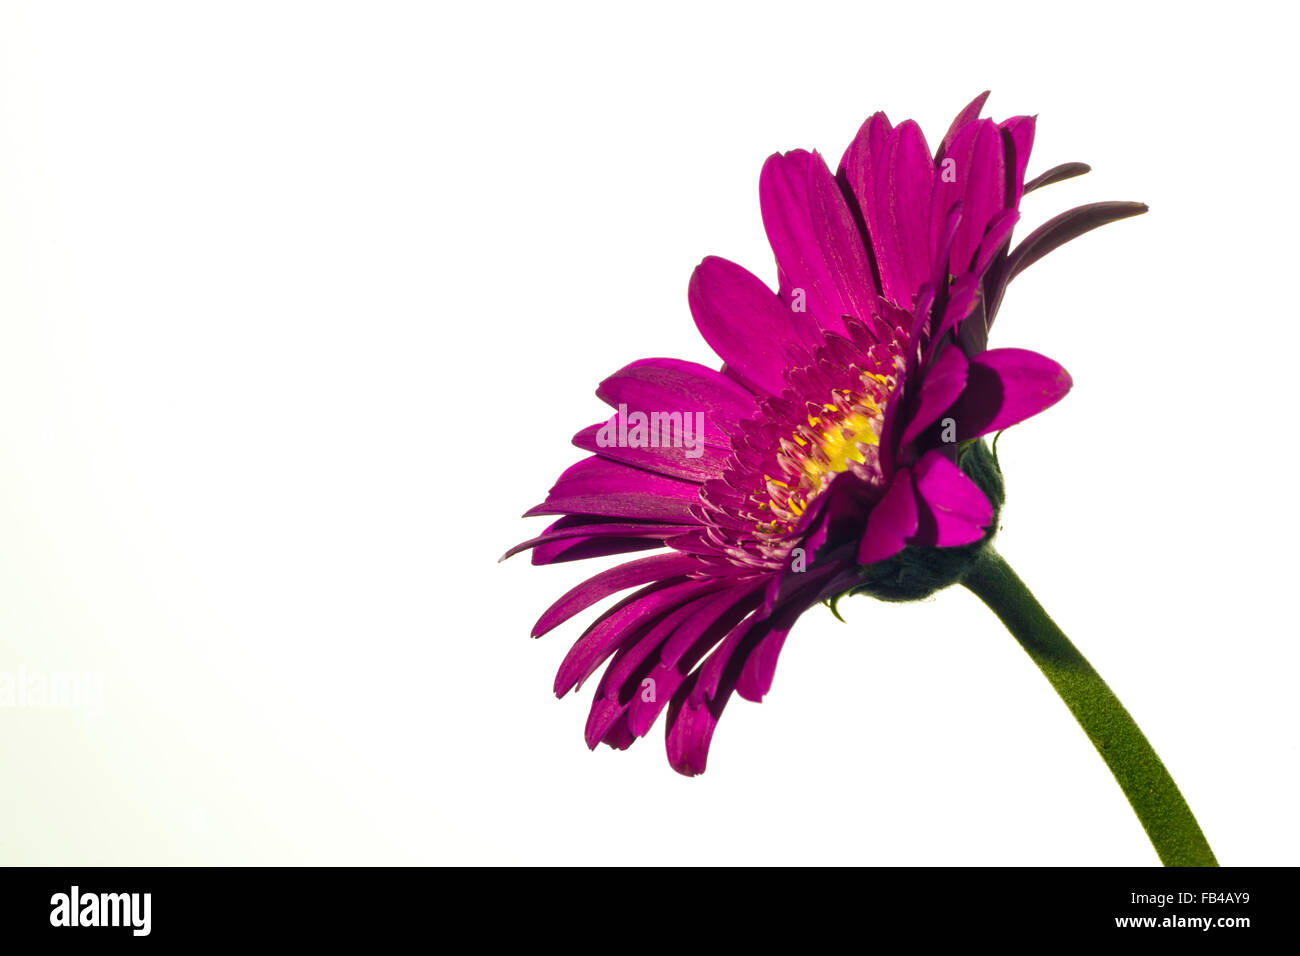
[962,547,1217,867]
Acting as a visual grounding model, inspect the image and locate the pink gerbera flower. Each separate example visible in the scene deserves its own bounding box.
[506,93,1145,776]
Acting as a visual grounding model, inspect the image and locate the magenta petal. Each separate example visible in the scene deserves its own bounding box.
[521,517,675,565]
[574,415,728,482]
[628,659,689,738]
[858,470,919,564]
[665,672,720,776]
[690,615,756,707]
[688,256,814,396]
[932,118,1006,274]
[999,115,1036,208]
[805,150,879,323]
[923,271,982,366]
[734,625,790,703]
[502,517,680,562]
[936,91,990,160]
[626,585,760,739]
[553,578,710,697]
[525,456,703,522]
[659,584,764,668]
[596,358,757,446]
[973,209,1020,277]
[932,199,964,278]
[530,535,665,566]
[1023,162,1090,194]
[838,110,893,259]
[738,564,857,697]
[902,344,968,446]
[947,347,1072,440]
[873,121,936,305]
[665,610,773,775]
[598,584,730,702]
[759,150,877,334]
[910,450,993,548]
[759,539,847,619]
[532,551,700,638]
[584,697,631,750]
[802,473,871,555]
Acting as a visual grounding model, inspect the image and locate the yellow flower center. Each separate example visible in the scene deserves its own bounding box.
[756,371,892,540]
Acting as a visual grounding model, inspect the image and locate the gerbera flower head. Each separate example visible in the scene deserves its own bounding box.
[506,93,1145,775]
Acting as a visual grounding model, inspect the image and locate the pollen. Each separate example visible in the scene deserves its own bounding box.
[755,371,893,540]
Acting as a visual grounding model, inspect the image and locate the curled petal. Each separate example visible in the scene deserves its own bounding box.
[947,347,1073,441]
[911,450,993,548]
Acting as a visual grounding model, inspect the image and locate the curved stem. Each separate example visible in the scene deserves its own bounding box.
[962,547,1217,866]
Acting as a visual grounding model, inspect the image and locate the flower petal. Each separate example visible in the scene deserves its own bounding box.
[759,149,878,334]
[947,347,1072,440]
[931,118,1006,275]
[532,551,701,638]
[873,120,936,305]
[574,413,728,482]
[910,450,993,548]
[688,256,815,396]
[524,456,703,522]
[501,517,681,562]
[988,201,1149,321]
[936,91,989,160]
[597,358,757,447]
[554,578,712,697]
[837,110,893,271]
[530,535,666,566]
[626,584,764,738]
[740,565,852,702]
[972,209,1019,277]
[999,115,1036,208]
[1023,161,1090,195]
[664,671,720,776]
[902,344,968,447]
[599,581,739,701]
[858,469,920,564]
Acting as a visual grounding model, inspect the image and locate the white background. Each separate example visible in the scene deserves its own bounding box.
[0,0,1296,865]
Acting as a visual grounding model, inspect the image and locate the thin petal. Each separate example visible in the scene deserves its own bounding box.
[1004,201,1149,283]
[530,535,665,566]
[501,517,680,562]
[532,552,701,638]
[986,201,1147,329]
[524,456,703,522]
[1023,162,1090,194]
[627,584,764,737]
[999,115,1036,208]
[554,578,711,696]
[664,671,719,776]
[972,209,1019,277]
